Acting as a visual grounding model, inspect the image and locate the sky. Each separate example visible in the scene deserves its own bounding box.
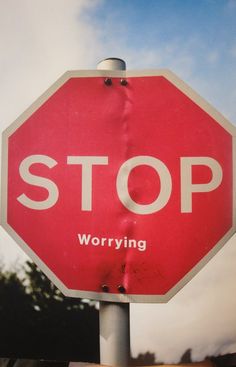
[0,0,236,364]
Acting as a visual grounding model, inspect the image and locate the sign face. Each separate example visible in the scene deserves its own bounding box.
[1,69,236,302]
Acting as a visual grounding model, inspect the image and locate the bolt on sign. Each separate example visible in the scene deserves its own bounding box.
[1,69,236,302]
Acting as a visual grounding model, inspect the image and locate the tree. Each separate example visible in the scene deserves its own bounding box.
[0,262,99,362]
[130,351,157,365]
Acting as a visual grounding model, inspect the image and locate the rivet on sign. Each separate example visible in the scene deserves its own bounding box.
[104,78,112,86]
[117,285,126,293]
[120,79,128,86]
[101,284,110,293]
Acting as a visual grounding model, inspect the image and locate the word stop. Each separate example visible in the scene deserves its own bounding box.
[17,155,223,214]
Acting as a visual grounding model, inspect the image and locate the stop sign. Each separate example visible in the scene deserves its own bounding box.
[1,69,235,302]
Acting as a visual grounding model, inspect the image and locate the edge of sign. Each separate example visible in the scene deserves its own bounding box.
[0,132,8,228]
[233,137,236,230]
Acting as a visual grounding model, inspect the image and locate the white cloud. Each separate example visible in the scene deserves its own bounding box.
[0,0,103,127]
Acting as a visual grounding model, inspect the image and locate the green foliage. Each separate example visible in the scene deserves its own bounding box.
[0,261,99,362]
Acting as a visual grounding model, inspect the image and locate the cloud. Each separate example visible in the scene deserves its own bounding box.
[0,0,103,127]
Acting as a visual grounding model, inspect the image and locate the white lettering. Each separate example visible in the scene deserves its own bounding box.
[67,156,108,211]
[91,237,100,246]
[18,154,223,215]
[181,157,223,213]
[128,239,136,248]
[115,239,123,250]
[108,238,114,246]
[101,238,106,246]
[77,233,91,244]
[116,155,172,215]
[17,155,59,210]
[77,233,147,252]
[138,240,146,251]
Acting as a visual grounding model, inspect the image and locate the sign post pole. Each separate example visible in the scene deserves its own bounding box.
[97,58,130,367]
[99,302,130,366]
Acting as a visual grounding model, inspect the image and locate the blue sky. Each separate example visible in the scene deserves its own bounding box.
[93,0,236,66]
[95,0,236,48]
[88,0,236,123]
[0,0,236,364]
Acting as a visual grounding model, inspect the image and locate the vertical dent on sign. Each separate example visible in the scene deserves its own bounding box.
[121,78,133,159]
[116,78,135,293]
[119,215,137,292]
[122,247,133,293]
[233,136,236,229]
[118,79,136,215]
[121,263,126,274]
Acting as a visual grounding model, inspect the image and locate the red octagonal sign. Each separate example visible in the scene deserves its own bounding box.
[1,69,236,302]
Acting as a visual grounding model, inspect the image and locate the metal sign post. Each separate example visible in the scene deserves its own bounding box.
[97,58,130,367]
[100,302,130,366]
